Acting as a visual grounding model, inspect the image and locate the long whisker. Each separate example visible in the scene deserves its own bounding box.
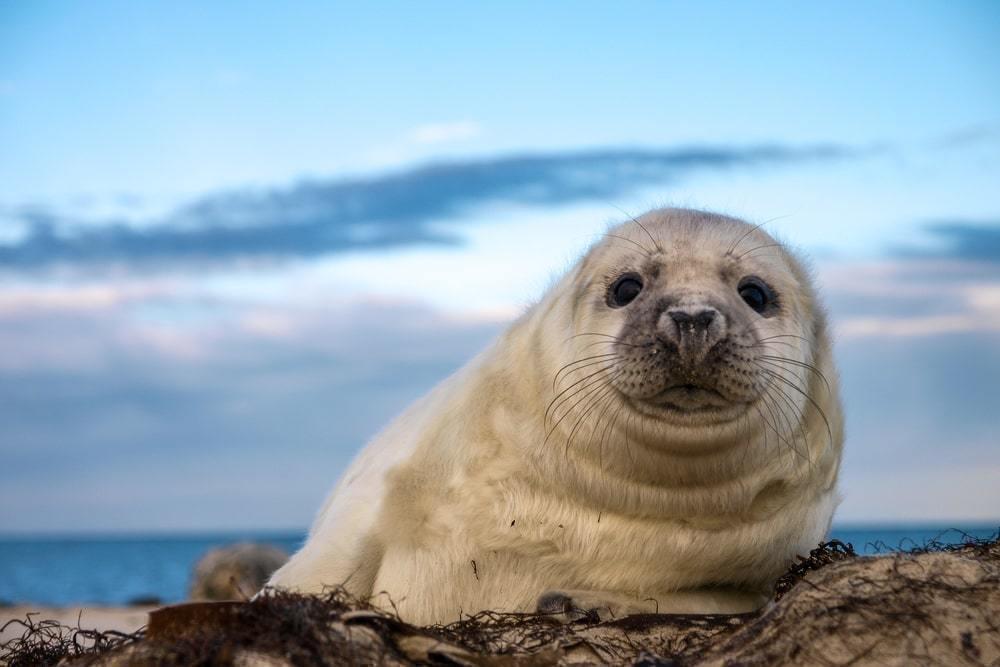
[757,334,812,344]
[758,368,811,466]
[598,398,627,469]
[561,375,622,456]
[758,365,834,449]
[553,353,618,389]
[603,233,653,258]
[554,357,620,392]
[609,204,662,254]
[749,339,799,351]
[545,362,618,425]
[545,365,619,434]
[736,242,784,260]
[581,339,649,352]
[758,355,831,394]
[566,332,622,340]
[758,383,808,462]
[726,215,790,257]
[726,221,768,257]
[573,382,621,462]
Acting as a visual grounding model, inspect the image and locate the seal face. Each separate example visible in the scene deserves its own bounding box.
[266,208,844,625]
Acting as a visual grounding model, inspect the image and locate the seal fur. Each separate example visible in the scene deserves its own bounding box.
[266,207,844,625]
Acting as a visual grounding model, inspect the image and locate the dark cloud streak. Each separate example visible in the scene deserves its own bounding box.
[893,222,1000,263]
[0,144,857,269]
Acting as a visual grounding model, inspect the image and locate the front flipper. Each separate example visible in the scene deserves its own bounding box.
[536,587,768,623]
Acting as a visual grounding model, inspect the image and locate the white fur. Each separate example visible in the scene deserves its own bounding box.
[267,208,844,625]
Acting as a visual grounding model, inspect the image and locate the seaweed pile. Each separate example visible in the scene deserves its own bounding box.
[2,535,998,666]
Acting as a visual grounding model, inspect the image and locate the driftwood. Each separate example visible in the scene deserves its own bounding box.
[2,538,998,666]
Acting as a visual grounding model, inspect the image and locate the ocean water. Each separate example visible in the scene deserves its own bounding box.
[0,525,996,606]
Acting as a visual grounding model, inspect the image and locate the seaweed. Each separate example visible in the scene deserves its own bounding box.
[2,535,998,666]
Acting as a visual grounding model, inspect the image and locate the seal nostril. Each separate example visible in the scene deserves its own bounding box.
[669,311,693,327]
[668,308,718,334]
[693,310,716,328]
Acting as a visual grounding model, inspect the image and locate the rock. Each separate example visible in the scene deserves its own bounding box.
[188,542,288,601]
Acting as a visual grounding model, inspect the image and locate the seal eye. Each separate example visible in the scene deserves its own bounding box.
[608,274,643,308]
[738,277,775,314]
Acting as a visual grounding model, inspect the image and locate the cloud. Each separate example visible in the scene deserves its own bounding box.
[409,121,481,144]
[885,220,1000,264]
[0,143,860,270]
[823,261,1000,339]
[928,123,1000,150]
[1,276,997,530]
[915,222,1000,262]
[821,221,1000,339]
[0,290,504,531]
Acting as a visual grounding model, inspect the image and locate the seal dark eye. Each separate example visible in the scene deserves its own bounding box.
[738,277,776,315]
[608,273,643,308]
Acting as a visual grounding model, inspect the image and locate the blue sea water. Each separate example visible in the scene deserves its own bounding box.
[0,525,996,606]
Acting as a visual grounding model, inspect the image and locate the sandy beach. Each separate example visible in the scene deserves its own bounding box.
[0,605,154,645]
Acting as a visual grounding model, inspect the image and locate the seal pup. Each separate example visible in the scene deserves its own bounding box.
[266,208,844,625]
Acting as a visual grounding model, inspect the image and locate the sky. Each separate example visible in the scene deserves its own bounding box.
[1,1,998,533]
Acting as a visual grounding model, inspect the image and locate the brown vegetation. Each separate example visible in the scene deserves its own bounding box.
[2,537,997,666]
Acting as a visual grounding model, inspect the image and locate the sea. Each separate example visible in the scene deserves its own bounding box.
[0,524,996,607]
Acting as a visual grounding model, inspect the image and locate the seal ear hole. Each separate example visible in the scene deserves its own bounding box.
[738,276,778,316]
[607,273,643,308]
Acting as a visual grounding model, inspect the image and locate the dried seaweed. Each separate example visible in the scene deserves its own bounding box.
[0,613,143,667]
[2,535,998,666]
[772,539,857,600]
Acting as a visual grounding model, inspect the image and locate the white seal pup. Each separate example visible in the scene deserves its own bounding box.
[266,207,844,625]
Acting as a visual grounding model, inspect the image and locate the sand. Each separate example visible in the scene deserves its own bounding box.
[0,605,153,645]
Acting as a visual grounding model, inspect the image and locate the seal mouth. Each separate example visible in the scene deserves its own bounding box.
[649,384,730,411]
[621,383,749,425]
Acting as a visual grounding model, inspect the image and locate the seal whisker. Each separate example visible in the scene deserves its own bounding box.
[545,362,618,425]
[758,385,808,463]
[757,333,812,344]
[757,362,814,404]
[566,332,622,341]
[582,339,651,353]
[553,353,619,390]
[562,374,622,457]
[600,399,628,469]
[603,233,654,258]
[726,220,768,257]
[551,359,616,396]
[758,369,812,467]
[545,367,620,440]
[580,383,624,465]
[725,215,789,256]
[609,204,662,254]
[757,355,832,394]
[742,404,765,468]
[749,339,799,351]
[736,242,784,260]
[758,365,834,450]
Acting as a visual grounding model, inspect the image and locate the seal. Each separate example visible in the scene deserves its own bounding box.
[266,207,844,625]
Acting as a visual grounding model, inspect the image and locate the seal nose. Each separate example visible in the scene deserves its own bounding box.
[659,305,726,357]
[669,309,717,332]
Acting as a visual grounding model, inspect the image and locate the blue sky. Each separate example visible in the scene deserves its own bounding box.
[0,1,998,532]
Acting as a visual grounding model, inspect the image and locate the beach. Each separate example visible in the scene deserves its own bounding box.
[0,604,154,645]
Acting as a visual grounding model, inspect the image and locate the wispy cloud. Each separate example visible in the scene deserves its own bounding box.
[409,121,482,144]
[822,222,1000,339]
[897,222,1000,262]
[0,143,860,271]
